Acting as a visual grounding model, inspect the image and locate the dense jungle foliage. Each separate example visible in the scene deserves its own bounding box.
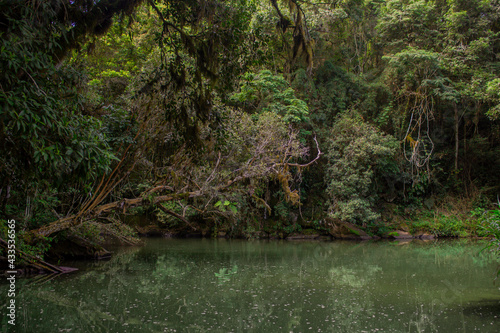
[1,0,500,263]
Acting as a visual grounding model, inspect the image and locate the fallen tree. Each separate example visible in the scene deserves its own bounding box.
[0,238,66,274]
[31,123,322,240]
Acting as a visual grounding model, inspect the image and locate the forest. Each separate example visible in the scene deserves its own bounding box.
[1,0,500,268]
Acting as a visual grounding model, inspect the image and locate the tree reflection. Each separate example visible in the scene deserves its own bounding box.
[5,239,499,332]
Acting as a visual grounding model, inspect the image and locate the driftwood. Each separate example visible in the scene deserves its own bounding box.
[0,237,66,274]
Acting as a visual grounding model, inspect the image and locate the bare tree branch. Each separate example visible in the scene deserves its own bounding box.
[274,135,322,168]
[156,204,197,231]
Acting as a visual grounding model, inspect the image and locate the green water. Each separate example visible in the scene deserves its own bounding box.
[2,239,500,332]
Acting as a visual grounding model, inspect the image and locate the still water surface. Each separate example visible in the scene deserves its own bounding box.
[2,238,500,332]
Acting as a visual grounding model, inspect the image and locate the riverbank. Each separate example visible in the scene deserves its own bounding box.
[1,205,498,275]
[130,208,494,241]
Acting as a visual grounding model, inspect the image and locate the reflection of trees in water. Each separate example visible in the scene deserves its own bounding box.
[323,263,380,332]
[17,244,296,331]
[17,283,122,332]
[15,246,164,332]
[408,304,439,333]
[410,239,495,262]
[329,265,382,288]
[324,298,373,333]
[10,239,500,332]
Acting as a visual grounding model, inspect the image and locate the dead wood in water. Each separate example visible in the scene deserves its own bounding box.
[0,237,66,274]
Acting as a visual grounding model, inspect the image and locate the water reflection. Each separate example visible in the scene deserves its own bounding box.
[1,239,499,332]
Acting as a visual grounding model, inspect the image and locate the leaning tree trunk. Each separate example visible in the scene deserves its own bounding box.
[0,238,65,274]
[454,101,459,171]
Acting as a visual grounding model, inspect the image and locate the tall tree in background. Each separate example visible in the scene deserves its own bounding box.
[378,0,500,195]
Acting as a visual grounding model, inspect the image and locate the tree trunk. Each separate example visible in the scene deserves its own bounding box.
[31,192,196,238]
[454,102,459,170]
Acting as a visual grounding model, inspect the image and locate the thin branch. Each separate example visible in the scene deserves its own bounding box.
[25,71,47,96]
[274,135,322,168]
[157,204,197,231]
[252,195,272,215]
[205,151,221,184]
[144,185,174,194]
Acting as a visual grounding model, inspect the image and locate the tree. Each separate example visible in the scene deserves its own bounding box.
[0,1,120,221]
[230,70,309,123]
[325,111,398,226]
[378,0,500,196]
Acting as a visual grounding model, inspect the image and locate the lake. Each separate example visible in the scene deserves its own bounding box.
[2,238,499,332]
